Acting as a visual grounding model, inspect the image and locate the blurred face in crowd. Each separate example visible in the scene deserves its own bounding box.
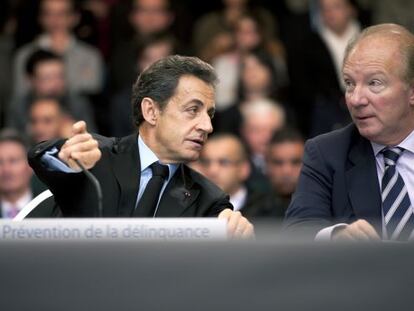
[235,16,261,51]
[31,60,66,96]
[320,0,353,35]
[241,54,271,96]
[343,34,414,145]
[266,141,304,197]
[130,0,173,35]
[199,137,250,195]
[242,108,284,156]
[40,0,78,34]
[0,142,32,197]
[29,98,63,143]
[138,40,174,72]
[147,75,215,163]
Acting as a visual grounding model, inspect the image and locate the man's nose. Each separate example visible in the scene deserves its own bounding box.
[197,112,213,134]
[346,85,369,107]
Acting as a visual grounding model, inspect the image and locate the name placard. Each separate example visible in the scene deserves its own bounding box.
[0,219,227,241]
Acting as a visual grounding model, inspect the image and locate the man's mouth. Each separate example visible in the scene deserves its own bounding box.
[355,115,374,121]
[187,138,204,149]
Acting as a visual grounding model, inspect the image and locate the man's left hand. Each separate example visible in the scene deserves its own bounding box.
[218,209,255,239]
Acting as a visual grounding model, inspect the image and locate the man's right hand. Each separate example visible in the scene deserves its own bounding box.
[58,121,101,170]
[332,219,381,241]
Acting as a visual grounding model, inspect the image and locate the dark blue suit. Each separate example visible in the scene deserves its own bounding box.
[284,124,383,237]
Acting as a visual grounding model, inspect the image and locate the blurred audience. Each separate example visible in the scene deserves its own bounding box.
[263,127,304,216]
[212,13,287,110]
[12,0,104,97]
[240,99,285,193]
[0,1,15,128]
[214,49,290,134]
[28,96,74,144]
[7,49,96,133]
[0,129,34,219]
[193,0,277,62]
[110,31,176,136]
[110,0,176,92]
[288,0,358,136]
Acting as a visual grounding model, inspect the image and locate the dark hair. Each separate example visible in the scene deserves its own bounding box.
[131,54,218,127]
[0,129,29,151]
[25,49,63,76]
[238,48,280,102]
[206,133,248,161]
[29,95,66,113]
[269,127,304,146]
[135,31,177,66]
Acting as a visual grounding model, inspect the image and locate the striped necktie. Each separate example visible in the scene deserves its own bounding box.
[381,147,414,241]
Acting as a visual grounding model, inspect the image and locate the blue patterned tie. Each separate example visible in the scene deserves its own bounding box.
[381,147,414,241]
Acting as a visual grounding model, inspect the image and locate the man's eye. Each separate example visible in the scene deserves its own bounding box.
[344,79,355,91]
[369,79,382,86]
[186,107,198,115]
[369,79,385,92]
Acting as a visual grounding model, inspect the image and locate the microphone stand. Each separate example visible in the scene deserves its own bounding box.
[74,159,103,217]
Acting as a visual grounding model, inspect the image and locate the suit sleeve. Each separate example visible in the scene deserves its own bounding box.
[206,193,233,217]
[28,139,90,216]
[284,138,335,238]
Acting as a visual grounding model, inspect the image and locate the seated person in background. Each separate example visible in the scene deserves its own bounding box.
[28,55,254,238]
[7,49,96,133]
[110,0,176,92]
[198,134,267,217]
[240,98,285,193]
[285,24,414,242]
[12,0,103,97]
[262,128,304,218]
[110,31,177,137]
[213,49,289,134]
[0,130,35,218]
[28,96,74,144]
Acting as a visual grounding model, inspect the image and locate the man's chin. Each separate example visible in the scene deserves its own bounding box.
[180,150,201,163]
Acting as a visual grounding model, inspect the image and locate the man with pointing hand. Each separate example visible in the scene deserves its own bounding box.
[29,55,253,238]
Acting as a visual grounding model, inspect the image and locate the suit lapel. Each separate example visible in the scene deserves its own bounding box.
[345,135,382,231]
[156,165,200,217]
[111,134,140,216]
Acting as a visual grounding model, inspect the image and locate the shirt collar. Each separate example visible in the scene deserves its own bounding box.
[1,190,33,211]
[37,34,76,51]
[371,129,414,157]
[138,135,178,179]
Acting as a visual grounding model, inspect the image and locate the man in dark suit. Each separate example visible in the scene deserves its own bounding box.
[29,55,253,238]
[285,23,414,241]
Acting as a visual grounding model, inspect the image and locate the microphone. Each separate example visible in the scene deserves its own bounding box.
[74,159,103,217]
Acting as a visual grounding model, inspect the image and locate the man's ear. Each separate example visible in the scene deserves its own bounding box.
[141,97,159,125]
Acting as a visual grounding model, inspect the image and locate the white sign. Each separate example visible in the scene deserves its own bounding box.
[0,219,228,241]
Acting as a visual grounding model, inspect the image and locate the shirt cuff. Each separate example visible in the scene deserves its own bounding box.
[315,223,348,241]
[40,147,80,173]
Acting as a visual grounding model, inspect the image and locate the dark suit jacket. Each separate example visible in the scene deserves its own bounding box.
[28,134,232,217]
[284,124,382,237]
